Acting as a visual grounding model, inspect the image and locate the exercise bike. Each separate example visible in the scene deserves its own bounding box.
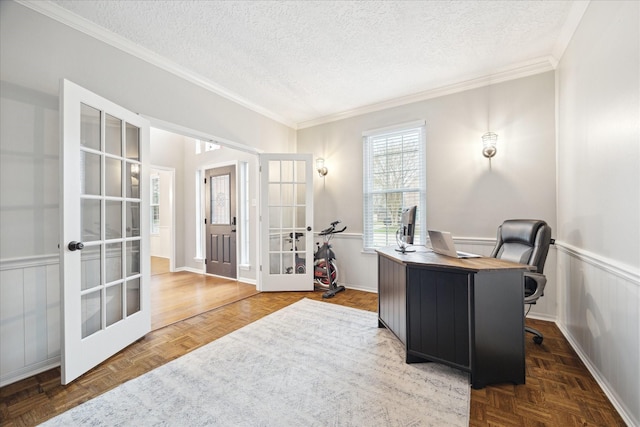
[314,220,346,298]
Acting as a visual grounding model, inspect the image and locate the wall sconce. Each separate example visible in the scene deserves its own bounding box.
[316,157,328,177]
[481,132,498,158]
[131,163,140,177]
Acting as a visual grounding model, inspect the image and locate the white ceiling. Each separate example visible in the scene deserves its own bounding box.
[42,0,585,128]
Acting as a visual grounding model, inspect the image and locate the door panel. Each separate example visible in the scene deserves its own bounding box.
[260,154,313,291]
[61,80,150,384]
[205,165,236,278]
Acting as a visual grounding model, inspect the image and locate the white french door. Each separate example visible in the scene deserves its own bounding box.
[260,154,314,291]
[60,80,150,384]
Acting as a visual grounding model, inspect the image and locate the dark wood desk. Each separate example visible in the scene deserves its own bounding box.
[377,246,530,389]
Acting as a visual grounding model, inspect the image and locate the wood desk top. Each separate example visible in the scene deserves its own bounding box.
[376,246,532,272]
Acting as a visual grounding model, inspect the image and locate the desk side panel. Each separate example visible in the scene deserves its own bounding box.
[472,270,525,388]
[378,255,406,345]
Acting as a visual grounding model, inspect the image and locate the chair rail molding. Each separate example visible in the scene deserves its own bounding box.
[554,240,640,284]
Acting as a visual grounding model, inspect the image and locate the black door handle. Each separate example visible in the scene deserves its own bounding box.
[68,241,84,251]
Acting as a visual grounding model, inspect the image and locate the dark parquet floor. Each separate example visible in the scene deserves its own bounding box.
[0,289,626,426]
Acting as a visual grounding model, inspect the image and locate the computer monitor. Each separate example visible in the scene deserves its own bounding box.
[396,205,417,253]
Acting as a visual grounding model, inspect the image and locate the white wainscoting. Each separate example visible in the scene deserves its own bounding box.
[555,242,639,427]
[0,254,61,387]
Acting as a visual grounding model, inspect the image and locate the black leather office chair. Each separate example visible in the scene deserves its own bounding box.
[490,219,553,344]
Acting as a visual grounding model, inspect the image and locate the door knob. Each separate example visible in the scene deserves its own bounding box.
[68,241,85,251]
[307,226,312,231]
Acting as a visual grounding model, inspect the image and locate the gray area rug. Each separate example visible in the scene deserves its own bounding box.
[42,298,470,426]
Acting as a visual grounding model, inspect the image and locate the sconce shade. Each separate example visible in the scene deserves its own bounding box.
[316,157,328,177]
[482,132,498,158]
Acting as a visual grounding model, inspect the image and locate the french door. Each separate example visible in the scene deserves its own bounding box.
[260,154,314,291]
[60,80,150,384]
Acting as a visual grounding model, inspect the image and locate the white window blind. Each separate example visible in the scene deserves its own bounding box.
[363,123,426,250]
[150,174,160,235]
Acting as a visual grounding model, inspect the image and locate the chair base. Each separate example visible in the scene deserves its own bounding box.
[526,326,543,344]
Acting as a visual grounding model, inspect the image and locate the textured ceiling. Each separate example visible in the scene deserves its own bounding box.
[48,0,580,127]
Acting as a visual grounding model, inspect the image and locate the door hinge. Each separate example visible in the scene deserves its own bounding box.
[204,178,207,184]
[204,218,207,224]
[204,259,207,265]
[259,265,262,272]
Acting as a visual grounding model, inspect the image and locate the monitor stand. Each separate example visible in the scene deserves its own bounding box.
[395,245,415,253]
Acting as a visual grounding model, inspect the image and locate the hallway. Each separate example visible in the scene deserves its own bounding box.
[151,257,258,330]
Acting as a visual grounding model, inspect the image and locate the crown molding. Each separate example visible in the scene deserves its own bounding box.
[297,56,556,129]
[17,0,583,132]
[16,0,297,129]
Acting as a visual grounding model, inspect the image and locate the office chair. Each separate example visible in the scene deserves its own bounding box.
[490,219,553,344]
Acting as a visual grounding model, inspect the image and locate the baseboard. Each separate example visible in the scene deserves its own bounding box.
[526,312,556,322]
[175,266,203,274]
[343,283,377,294]
[0,357,60,388]
[555,323,636,427]
[237,277,257,286]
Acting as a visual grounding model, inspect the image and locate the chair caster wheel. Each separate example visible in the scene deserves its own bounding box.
[533,336,543,345]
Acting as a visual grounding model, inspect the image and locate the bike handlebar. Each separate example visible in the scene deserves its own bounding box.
[319,221,347,236]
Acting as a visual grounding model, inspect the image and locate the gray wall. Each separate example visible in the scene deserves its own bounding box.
[298,72,557,307]
[0,1,290,385]
[556,1,639,425]
[0,0,291,270]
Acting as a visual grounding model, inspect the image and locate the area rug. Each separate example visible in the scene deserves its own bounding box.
[41,298,470,426]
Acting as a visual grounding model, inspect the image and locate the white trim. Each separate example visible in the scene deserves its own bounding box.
[16,0,296,129]
[175,266,203,274]
[298,57,556,129]
[556,322,636,427]
[16,0,576,132]
[0,254,59,270]
[526,312,556,322]
[343,284,378,294]
[0,357,60,388]
[362,120,426,137]
[147,116,262,155]
[555,240,640,283]
[237,277,257,286]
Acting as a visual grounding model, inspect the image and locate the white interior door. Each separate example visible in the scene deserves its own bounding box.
[260,154,314,291]
[60,80,150,384]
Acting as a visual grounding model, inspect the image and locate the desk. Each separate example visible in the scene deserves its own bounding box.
[377,246,530,389]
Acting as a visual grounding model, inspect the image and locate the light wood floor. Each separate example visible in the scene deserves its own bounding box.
[150,257,258,330]
[0,290,626,426]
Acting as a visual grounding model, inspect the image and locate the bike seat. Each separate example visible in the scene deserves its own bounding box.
[289,232,304,239]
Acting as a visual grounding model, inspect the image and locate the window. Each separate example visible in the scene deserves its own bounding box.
[195,169,203,259]
[150,174,160,235]
[195,139,221,154]
[363,121,426,250]
[239,161,250,266]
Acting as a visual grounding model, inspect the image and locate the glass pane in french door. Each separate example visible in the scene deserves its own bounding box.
[79,103,141,339]
[267,160,308,276]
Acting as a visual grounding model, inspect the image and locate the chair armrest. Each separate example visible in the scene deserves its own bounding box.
[524,272,547,304]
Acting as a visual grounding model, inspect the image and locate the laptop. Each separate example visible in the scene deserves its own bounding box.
[427,230,481,258]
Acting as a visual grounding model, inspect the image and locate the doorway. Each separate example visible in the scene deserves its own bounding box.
[204,165,237,279]
[148,127,257,330]
[150,166,175,275]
